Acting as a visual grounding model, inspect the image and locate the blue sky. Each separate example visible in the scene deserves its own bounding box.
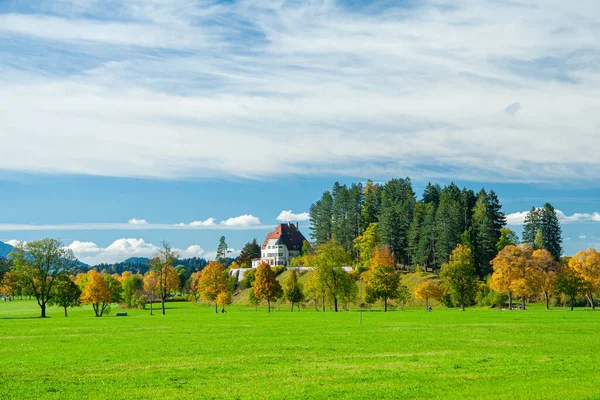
[0,0,599,263]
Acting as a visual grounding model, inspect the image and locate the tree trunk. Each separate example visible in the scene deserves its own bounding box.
[570,296,575,311]
[215,303,218,314]
[321,295,325,312]
[461,294,465,311]
[161,294,166,316]
[588,294,596,310]
[290,302,294,312]
[521,296,526,310]
[267,298,271,313]
[508,292,513,310]
[64,306,68,317]
[40,303,47,318]
[149,299,153,316]
[544,292,550,310]
[383,296,387,312]
[425,298,429,311]
[333,297,338,312]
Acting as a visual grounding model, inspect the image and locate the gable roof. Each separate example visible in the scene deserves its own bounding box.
[261,223,307,251]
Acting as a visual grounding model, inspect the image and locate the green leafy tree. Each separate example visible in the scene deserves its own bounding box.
[9,238,78,318]
[122,274,144,308]
[313,241,353,312]
[496,228,519,251]
[49,274,82,317]
[395,284,410,310]
[556,263,584,311]
[285,269,305,312]
[534,229,544,250]
[248,289,261,311]
[353,222,379,267]
[440,244,477,310]
[149,242,180,315]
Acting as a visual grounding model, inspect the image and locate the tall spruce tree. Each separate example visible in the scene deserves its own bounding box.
[540,203,562,260]
[378,178,416,265]
[471,190,496,277]
[361,180,381,231]
[309,191,333,245]
[434,183,465,268]
[522,206,542,246]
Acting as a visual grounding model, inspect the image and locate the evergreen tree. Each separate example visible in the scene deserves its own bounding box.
[541,203,562,260]
[487,190,506,243]
[309,191,333,245]
[238,239,261,268]
[471,191,496,277]
[434,183,464,268]
[361,180,382,230]
[378,178,415,265]
[422,182,441,205]
[416,203,437,270]
[407,202,427,266]
[522,207,542,246]
[216,236,228,265]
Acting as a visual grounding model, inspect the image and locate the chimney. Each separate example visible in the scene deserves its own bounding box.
[296,222,299,229]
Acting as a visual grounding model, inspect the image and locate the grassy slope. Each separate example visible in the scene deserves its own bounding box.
[1,300,599,399]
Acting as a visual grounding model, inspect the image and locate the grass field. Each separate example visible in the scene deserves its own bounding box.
[1,300,599,399]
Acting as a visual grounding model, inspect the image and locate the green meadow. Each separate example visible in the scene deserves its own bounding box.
[1,301,599,400]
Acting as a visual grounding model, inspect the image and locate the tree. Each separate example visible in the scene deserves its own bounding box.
[285,269,305,311]
[216,236,229,265]
[49,274,81,317]
[434,183,465,269]
[378,178,416,265]
[81,270,120,317]
[143,270,160,315]
[149,242,180,315]
[568,249,600,309]
[310,190,334,245]
[312,241,353,312]
[238,239,261,268]
[253,262,283,313]
[556,264,584,311]
[534,229,544,250]
[522,204,562,260]
[395,284,410,310]
[122,274,144,308]
[490,244,534,309]
[364,246,399,312]
[440,244,477,311]
[353,222,379,267]
[529,249,560,310]
[471,191,496,277]
[198,262,229,313]
[9,238,78,318]
[361,179,382,230]
[216,291,232,313]
[414,280,442,310]
[188,271,203,301]
[496,228,519,251]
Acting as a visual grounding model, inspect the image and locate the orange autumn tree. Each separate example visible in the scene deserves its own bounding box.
[216,291,232,313]
[568,249,600,309]
[414,280,442,311]
[364,246,399,312]
[198,262,229,313]
[188,271,203,301]
[253,262,283,313]
[143,270,160,315]
[490,244,535,310]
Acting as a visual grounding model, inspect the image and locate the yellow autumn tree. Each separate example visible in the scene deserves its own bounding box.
[216,291,232,313]
[414,280,442,311]
[81,270,112,317]
[490,244,535,309]
[529,248,560,309]
[198,262,229,313]
[143,270,160,315]
[188,271,203,301]
[568,248,600,309]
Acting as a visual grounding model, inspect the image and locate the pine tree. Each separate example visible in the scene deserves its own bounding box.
[361,180,382,230]
[487,190,506,243]
[522,207,542,246]
[434,183,464,268]
[422,182,441,205]
[309,191,333,245]
[216,236,228,265]
[238,239,261,268]
[471,191,496,277]
[378,178,415,265]
[541,203,562,260]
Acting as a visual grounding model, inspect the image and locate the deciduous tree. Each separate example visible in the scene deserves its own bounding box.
[49,274,81,317]
[81,270,119,317]
[216,291,232,313]
[122,274,144,309]
[568,249,600,309]
[285,269,304,312]
[440,244,477,311]
[353,223,379,267]
[253,262,283,313]
[198,262,229,313]
[143,270,160,315]
[312,241,353,312]
[149,242,180,315]
[529,249,560,309]
[364,246,399,312]
[414,280,442,311]
[9,238,78,318]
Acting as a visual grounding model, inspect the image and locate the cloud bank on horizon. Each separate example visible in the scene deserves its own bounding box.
[1,0,600,182]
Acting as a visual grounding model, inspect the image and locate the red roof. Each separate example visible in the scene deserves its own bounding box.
[261,223,307,251]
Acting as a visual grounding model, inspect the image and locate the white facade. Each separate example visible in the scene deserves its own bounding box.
[251,238,301,268]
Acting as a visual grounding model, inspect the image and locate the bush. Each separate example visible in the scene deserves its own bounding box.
[272,266,286,277]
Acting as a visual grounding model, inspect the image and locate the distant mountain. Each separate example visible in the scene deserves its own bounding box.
[123,257,150,264]
[0,241,13,258]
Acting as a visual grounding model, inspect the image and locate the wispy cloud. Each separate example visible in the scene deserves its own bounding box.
[1,1,600,182]
[128,218,148,225]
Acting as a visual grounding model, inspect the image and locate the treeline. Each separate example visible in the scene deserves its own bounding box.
[92,257,210,275]
[309,178,563,278]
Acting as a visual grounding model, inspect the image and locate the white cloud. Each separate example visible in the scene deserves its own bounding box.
[67,240,102,254]
[506,209,600,225]
[276,210,310,222]
[128,218,148,225]
[1,1,600,182]
[188,218,216,227]
[221,214,261,227]
[5,240,21,247]
[180,245,205,258]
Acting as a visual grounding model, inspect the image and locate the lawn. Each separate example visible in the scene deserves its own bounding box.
[0,300,599,399]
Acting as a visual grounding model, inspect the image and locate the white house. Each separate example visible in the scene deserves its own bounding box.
[251,222,307,268]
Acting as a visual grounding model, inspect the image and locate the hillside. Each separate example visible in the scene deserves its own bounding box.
[0,241,13,258]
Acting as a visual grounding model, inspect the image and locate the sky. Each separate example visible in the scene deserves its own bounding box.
[0,0,599,264]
